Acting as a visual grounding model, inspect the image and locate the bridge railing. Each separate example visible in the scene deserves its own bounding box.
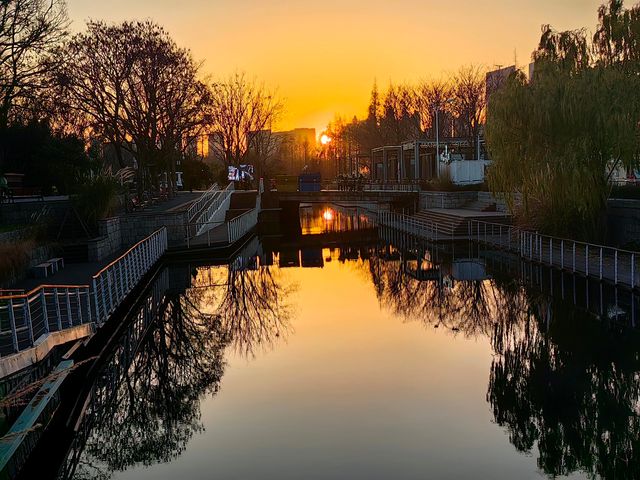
[187,183,219,221]
[91,227,168,324]
[0,285,92,356]
[469,219,640,289]
[362,183,421,192]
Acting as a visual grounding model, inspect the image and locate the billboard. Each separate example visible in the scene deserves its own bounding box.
[228,164,254,181]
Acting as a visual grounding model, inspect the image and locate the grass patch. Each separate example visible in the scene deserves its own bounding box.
[0,239,36,286]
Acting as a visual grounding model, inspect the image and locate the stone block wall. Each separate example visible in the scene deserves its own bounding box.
[88,217,122,261]
[119,211,187,248]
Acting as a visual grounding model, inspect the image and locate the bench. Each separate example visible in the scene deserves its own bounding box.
[32,262,54,278]
[48,257,64,273]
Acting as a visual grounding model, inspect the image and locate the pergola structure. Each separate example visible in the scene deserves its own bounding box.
[371,138,483,183]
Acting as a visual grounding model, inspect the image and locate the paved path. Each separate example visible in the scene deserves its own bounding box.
[11,249,128,293]
[133,191,201,214]
[184,224,229,247]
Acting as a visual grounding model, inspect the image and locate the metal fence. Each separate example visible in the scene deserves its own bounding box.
[362,183,421,192]
[227,208,259,244]
[227,191,261,244]
[0,228,168,358]
[91,227,168,324]
[469,219,640,289]
[193,182,234,237]
[378,210,460,241]
[186,183,219,221]
[0,285,92,356]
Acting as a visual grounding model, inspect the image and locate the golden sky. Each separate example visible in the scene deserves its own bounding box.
[67,0,604,134]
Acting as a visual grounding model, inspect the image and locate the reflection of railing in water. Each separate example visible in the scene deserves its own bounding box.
[479,248,639,327]
[380,224,640,328]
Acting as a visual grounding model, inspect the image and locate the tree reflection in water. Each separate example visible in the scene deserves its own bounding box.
[63,262,293,479]
[191,262,294,358]
[64,293,226,479]
[367,244,640,480]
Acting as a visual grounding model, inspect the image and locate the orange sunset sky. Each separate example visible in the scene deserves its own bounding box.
[67,0,604,134]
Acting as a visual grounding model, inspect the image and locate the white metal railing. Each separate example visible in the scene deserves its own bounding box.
[0,228,168,358]
[194,182,234,237]
[0,285,92,355]
[378,210,461,241]
[187,183,219,221]
[468,219,640,289]
[227,207,259,244]
[91,227,168,324]
[362,183,421,192]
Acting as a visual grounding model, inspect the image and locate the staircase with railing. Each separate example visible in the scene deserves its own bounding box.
[186,183,219,222]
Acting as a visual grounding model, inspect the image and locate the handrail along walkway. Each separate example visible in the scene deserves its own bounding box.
[0,227,168,357]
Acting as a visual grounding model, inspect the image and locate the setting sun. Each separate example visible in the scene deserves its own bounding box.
[320,134,331,145]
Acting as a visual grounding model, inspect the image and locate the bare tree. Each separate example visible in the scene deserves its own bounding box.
[415,78,454,137]
[0,0,68,127]
[246,128,281,178]
[56,21,210,194]
[379,83,421,144]
[451,65,486,150]
[208,72,283,168]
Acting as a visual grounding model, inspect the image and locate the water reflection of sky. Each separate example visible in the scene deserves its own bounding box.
[66,245,639,480]
[299,204,375,235]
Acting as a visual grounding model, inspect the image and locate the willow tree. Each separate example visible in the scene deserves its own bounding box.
[486,2,640,239]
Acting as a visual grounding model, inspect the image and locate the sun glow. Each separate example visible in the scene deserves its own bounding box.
[320,134,331,145]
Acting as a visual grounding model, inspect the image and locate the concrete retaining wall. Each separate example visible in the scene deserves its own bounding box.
[420,191,476,209]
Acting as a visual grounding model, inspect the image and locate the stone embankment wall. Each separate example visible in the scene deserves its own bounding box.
[88,217,122,261]
[87,211,188,261]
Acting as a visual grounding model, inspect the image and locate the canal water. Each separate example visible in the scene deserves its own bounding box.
[56,206,640,480]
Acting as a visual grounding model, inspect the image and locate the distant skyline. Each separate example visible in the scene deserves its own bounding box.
[67,0,604,134]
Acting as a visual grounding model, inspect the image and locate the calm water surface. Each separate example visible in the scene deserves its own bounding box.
[59,210,640,480]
